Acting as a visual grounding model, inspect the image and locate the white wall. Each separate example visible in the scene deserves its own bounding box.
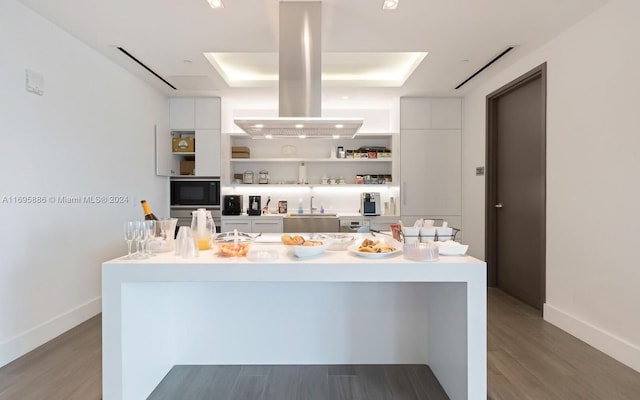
[462,0,640,371]
[0,0,169,366]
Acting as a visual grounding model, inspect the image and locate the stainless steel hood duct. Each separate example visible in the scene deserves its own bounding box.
[234,1,363,138]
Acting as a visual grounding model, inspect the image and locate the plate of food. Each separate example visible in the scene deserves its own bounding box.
[348,237,402,258]
[281,234,331,258]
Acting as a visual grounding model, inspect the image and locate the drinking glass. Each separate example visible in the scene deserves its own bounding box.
[175,226,192,256]
[124,221,136,259]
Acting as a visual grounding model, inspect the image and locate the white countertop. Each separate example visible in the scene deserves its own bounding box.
[103,236,482,283]
[102,235,486,400]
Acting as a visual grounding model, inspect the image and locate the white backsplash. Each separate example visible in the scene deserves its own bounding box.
[222,185,401,216]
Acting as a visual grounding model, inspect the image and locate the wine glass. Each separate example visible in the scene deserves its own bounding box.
[124,221,136,259]
[144,220,157,257]
[133,220,146,259]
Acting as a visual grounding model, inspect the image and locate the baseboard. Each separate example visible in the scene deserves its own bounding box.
[544,303,640,373]
[0,296,102,368]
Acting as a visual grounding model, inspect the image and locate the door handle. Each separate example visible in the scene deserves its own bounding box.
[494,203,503,208]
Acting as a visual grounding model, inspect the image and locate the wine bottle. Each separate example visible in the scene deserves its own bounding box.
[140,200,159,221]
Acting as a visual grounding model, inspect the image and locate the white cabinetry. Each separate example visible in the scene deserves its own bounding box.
[157,97,221,177]
[400,98,462,225]
[170,97,221,130]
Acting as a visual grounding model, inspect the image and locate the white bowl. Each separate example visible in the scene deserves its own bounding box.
[436,227,453,241]
[402,227,420,237]
[291,240,330,258]
[323,234,355,250]
[419,227,436,242]
[403,242,439,261]
[435,240,469,256]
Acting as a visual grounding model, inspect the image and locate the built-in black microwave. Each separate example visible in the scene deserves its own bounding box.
[170,178,221,207]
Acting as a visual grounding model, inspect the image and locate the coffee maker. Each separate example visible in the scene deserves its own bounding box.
[360,192,381,216]
[248,195,262,215]
[222,195,243,215]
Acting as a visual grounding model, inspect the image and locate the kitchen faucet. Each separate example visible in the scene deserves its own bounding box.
[310,196,317,214]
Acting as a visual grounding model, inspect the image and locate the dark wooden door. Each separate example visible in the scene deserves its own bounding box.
[486,64,546,310]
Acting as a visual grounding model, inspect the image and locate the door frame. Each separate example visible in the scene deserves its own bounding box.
[485,63,547,305]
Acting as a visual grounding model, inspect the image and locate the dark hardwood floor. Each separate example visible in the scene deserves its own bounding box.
[1,288,639,399]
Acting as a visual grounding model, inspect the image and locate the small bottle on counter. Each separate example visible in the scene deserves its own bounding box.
[298,198,303,214]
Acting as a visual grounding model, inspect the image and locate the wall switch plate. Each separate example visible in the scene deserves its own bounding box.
[25,69,45,96]
[476,166,485,176]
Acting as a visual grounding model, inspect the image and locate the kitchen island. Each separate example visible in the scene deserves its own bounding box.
[102,239,486,400]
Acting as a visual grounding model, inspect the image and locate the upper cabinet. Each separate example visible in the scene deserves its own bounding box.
[400,98,462,130]
[170,97,221,130]
[157,97,222,177]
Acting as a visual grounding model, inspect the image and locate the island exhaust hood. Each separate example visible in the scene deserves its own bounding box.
[234,1,363,138]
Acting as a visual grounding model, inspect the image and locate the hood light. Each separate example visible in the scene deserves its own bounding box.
[207,0,224,9]
[382,0,398,10]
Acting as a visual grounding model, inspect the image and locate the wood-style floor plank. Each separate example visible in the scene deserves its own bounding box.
[2,289,640,399]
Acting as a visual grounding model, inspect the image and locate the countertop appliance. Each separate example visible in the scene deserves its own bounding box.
[361,192,381,216]
[339,218,370,233]
[248,196,262,216]
[170,177,220,207]
[222,195,243,216]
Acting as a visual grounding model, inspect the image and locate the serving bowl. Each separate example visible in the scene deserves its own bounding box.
[214,232,253,257]
[435,240,469,256]
[403,242,439,261]
[323,233,355,250]
[290,240,331,258]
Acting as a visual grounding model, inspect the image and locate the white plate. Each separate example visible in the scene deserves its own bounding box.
[348,237,402,259]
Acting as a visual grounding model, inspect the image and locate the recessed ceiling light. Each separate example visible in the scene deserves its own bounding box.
[207,0,224,9]
[264,134,273,139]
[255,124,264,128]
[332,134,340,139]
[295,124,304,129]
[382,0,398,10]
[298,135,306,139]
[341,96,349,100]
[335,124,344,129]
